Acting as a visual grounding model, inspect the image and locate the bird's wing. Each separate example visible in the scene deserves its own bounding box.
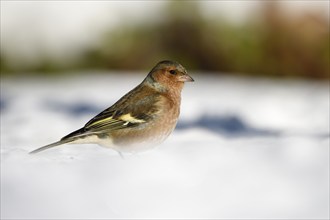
[60,85,160,140]
[84,110,146,132]
[85,91,160,132]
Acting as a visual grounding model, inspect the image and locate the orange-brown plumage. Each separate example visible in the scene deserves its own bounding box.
[30,60,193,154]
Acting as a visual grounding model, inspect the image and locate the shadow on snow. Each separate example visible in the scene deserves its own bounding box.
[44,101,280,138]
[176,115,280,137]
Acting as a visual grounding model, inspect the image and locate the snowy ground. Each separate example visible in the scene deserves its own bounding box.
[1,73,329,219]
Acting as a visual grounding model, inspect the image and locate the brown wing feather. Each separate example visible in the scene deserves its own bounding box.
[62,84,161,141]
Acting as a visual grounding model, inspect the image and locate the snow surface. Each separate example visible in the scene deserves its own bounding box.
[1,73,329,219]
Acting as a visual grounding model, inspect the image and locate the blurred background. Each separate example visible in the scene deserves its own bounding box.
[1,1,329,219]
[1,1,329,79]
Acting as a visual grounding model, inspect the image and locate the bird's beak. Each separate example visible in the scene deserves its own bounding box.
[179,74,194,82]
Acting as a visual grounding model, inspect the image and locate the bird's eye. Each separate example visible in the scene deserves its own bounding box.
[169,70,176,75]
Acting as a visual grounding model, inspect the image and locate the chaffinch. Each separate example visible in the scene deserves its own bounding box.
[30,60,194,154]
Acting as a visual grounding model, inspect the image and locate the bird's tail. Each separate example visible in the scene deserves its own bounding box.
[29,139,74,154]
[29,127,89,154]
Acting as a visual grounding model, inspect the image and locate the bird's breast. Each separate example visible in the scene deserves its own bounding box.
[108,95,180,152]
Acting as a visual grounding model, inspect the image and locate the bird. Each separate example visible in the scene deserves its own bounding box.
[30,60,194,154]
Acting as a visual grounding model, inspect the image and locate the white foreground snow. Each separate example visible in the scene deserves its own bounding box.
[1,73,329,219]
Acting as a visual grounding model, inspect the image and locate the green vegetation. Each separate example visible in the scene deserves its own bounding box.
[1,2,329,79]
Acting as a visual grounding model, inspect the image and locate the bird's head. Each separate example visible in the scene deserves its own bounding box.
[146,60,194,92]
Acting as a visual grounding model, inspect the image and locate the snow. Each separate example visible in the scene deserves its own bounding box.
[1,73,329,219]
